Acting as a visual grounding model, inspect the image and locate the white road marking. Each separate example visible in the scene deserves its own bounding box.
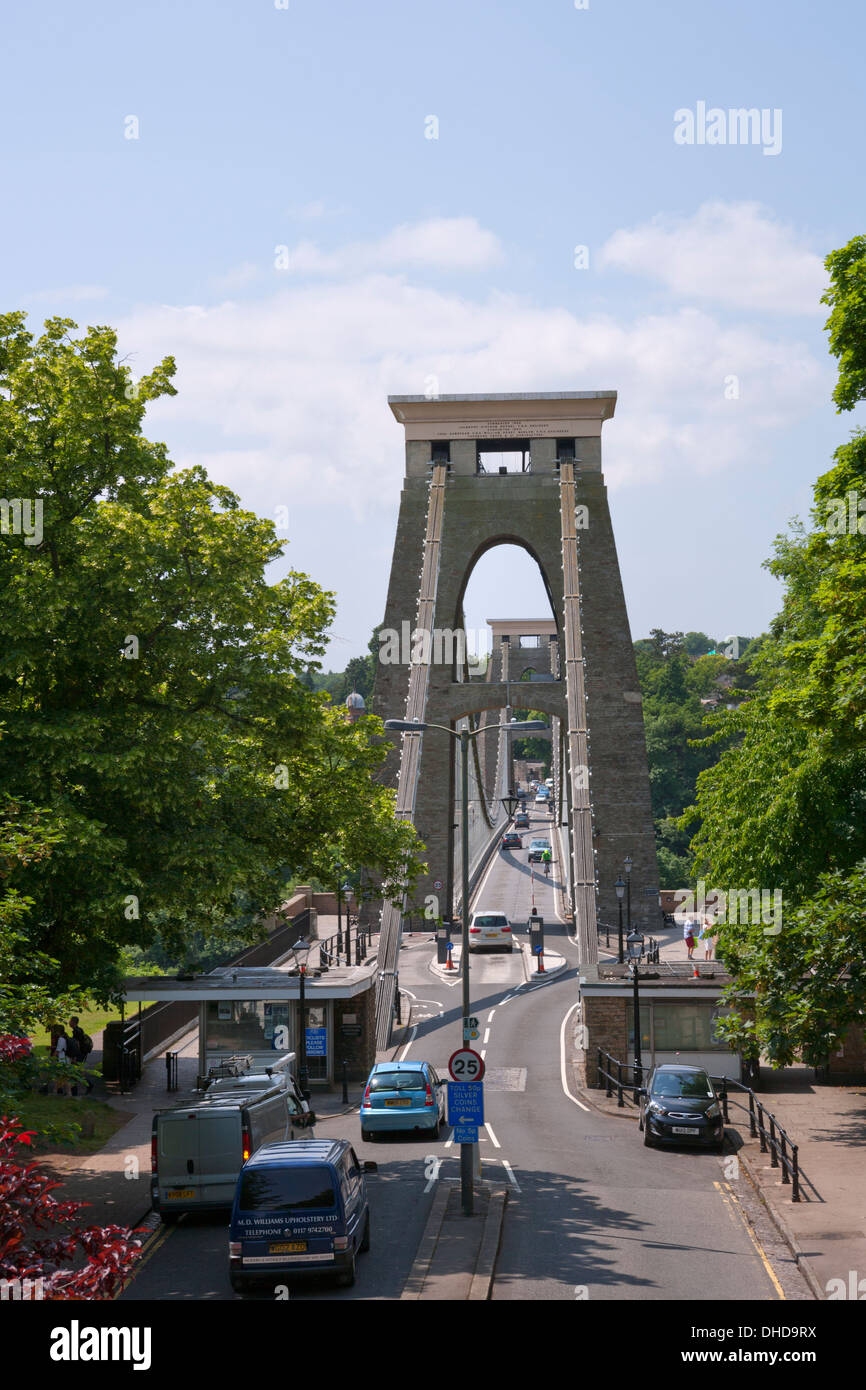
[480,1049,486,1061]
[399,1025,418,1060]
[487,1009,496,1022]
[483,1028,490,1045]
[560,999,590,1111]
[444,1133,454,1149]
[484,1122,501,1149]
[501,1160,521,1192]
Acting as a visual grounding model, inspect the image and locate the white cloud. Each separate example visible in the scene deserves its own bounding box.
[117,259,827,524]
[279,216,505,276]
[599,202,827,315]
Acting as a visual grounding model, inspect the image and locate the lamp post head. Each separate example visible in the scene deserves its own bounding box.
[626,928,644,961]
[615,876,625,900]
[624,854,634,875]
[384,719,426,731]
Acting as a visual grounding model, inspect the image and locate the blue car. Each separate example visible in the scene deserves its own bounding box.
[360,1060,446,1141]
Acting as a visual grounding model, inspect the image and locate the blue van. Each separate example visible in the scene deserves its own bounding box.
[228,1139,372,1292]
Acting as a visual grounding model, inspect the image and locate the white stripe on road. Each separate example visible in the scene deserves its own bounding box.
[487,1009,496,1021]
[480,1049,486,1061]
[483,1028,490,1045]
[399,1026,417,1060]
[501,1160,521,1192]
[484,1122,501,1148]
[559,999,590,1111]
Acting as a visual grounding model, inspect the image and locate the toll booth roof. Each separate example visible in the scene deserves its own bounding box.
[122,961,377,1002]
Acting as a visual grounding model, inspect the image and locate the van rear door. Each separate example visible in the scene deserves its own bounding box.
[157,1111,202,1206]
[198,1110,243,1206]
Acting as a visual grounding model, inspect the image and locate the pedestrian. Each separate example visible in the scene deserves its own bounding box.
[69,1015,95,1092]
[53,1025,73,1096]
[683,916,697,960]
[702,915,718,960]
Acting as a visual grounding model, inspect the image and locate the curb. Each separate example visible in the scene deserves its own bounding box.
[400,1181,451,1299]
[468,1188,508,1300]
[733,1139,824,1301]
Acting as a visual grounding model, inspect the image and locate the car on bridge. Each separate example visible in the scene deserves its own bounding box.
[514,810,530,829]
[528,837,551,862]
[467,909,513,952]
[501,831,523,851]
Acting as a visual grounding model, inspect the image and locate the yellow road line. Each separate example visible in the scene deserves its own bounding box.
[714,1180,785,1300]
[113,1221,174,1299]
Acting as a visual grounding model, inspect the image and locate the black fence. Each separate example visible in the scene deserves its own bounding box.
[710,1076,802,1202]
[596,926,661,963]
[317,916,371,968]
[595,1048,804,1203]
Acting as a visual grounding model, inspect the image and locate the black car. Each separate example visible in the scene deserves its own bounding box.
[638,1065,725,1151]
[500,831,523,851]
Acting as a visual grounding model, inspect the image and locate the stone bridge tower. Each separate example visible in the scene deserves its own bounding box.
[372,392,659,977]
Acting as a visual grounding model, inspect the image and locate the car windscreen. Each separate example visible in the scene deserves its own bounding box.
[238,1166,337,1213]
[652,1072,713,1098]
[369,1071,426,1091]
[474,915,506,926]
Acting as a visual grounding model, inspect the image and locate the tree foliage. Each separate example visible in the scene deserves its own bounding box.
[0,314,422,1005]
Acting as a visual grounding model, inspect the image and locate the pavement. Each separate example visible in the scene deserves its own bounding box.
[578,909,866,1301]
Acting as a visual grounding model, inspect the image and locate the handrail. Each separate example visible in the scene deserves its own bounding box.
[710,1076,802,1202]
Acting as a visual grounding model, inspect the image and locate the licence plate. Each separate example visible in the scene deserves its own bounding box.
[484,933,499,938]
[269,1241,306,1253]
[385,1098,411,1107]
[165,1188,194,1200]
[672,1126,700,1135]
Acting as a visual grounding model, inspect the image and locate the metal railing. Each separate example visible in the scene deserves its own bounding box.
[317,916,370,968]
[165,1050,179,1092]
[596,1049,643,1107]
[596,927,660,964]
[710,1077,801,1202]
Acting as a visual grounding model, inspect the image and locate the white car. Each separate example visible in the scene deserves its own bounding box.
[468,910,513,953]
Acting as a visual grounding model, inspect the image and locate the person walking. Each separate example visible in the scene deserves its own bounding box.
[53,1025,73,1096]
[702,915,718,961]
[683,915,697,961]
[69,1015,94,1092]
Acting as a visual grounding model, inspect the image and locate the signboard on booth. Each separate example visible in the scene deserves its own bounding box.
[305,1027,327,1057]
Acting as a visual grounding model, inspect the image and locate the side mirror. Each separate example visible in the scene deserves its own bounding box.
[362,1161,378,1173]
[637,1087,647,1097]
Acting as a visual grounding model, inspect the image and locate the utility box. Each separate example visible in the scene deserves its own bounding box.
[528,912,544,955]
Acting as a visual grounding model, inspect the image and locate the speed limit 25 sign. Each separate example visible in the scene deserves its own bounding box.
[448,1048,485,1081]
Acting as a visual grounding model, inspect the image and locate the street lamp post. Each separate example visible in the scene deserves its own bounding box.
[385,715,546,1216]
[615,875,626,964]
[289,939,312,1098]
[626,928,645,1102]
[624,853,633,935]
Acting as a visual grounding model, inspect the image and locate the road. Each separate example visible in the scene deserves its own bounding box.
[122,806,811,1301]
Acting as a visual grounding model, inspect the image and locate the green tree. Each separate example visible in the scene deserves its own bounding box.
[0,313,422,1001]
[683,236,866,1063]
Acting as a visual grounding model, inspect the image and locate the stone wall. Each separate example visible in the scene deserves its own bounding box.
[332,988,376,1083]
[582,995,629,1088]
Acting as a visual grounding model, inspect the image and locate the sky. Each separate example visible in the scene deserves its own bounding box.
[2,0,864,666]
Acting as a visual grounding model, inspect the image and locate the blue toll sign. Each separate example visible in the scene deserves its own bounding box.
[447,1081,484,1126]
[453,1124,478,1144]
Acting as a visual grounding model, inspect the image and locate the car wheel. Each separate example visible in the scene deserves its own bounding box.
[336,1251,356,1287]
[361,1129,372,1143]
[643,1121,654,1147]
[715,1135,726,1153]
[360,1212,371,1252]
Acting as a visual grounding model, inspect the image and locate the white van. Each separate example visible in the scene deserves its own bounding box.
[151,1083,311,1223]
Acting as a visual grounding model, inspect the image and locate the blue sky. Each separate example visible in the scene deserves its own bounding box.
[2,0,864,663]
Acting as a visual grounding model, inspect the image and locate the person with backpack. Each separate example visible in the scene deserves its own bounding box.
[69,1016,94,1093]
